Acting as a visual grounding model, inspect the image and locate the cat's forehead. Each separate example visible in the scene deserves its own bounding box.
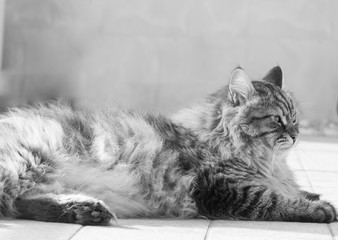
[251,81,297,116]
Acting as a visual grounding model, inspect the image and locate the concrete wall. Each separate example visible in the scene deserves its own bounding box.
[3,0,338,121]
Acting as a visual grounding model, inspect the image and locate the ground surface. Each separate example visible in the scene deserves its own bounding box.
[1,139,338,240]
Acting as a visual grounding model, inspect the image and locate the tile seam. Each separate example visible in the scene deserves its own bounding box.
[203,220,212,240]
[328,224,336,240]
[67,226,84,240]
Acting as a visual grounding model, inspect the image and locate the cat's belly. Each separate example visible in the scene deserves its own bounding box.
[59,161,197,218]
[0,110,198,218]
[57,161,148,217]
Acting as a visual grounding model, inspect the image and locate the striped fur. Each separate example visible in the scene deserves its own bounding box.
[175,66,336,223]
[0,66,336,225]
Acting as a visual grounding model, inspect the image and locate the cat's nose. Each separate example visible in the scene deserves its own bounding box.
[286,125,298,143]
[290,135,297,143]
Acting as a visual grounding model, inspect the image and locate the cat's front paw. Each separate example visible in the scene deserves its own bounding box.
[72,201,114,225]
[310,201,337,223]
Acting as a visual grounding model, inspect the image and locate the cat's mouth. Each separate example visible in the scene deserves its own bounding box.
[275,136,296,151]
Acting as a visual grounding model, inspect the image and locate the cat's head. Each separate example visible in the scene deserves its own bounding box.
[224,66,299,152]
[174,66,299,155]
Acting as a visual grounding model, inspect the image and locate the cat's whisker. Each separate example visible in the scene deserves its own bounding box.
[111,212,119,225]
[270,147,278,172]
[274,146,283,172]
[298,136,322,140]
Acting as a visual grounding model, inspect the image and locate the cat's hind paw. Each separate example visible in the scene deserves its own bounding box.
[72,201,116,225]
[309,200,337,223]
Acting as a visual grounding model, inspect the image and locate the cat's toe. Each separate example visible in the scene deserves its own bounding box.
[74,201,114,225]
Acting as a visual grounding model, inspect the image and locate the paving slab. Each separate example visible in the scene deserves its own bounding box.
[298,155,338,172]
[71,219,210,240]
[207,221,333,240]
[0,219,81,240]
[306,171,338,188]
[286,150,305,170]
[297,141,338,152]
[329,222,338,239]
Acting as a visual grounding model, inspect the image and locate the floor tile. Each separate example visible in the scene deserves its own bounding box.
[0,219,81,240]
[306,171,338,188]
[304,171,338,206]
[286,150,304,170]
[207,221,333,240]
[329,222,338,239]
[71,219,210,240]
[297,153,338,172]
[297,141,338,153]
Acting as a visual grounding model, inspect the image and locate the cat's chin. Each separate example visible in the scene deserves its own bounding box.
[279,145,293,150]
[274,144,294,153]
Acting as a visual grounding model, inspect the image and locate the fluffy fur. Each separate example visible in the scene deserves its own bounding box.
[0,66,336,225]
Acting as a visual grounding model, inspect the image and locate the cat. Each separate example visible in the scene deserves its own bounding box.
[0,66,335,225]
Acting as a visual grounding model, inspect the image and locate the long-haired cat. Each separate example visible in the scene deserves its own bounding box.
[0,66,336,225]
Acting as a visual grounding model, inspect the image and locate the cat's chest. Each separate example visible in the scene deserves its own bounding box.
[267,172,298,197]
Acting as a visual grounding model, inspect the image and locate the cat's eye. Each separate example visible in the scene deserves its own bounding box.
[271,115,283,125]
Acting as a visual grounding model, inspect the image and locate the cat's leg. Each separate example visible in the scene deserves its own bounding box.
[14,193,114,225]
[193,177,336,223]
[0,140,112,225]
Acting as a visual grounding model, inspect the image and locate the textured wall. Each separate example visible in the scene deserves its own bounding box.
[3,0,338,121]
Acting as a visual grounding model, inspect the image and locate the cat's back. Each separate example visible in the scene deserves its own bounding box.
[91,106,164,167]
[0,103,164,163]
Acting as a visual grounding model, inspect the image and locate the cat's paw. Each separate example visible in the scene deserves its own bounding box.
[72,201,114,225]
[310,201,337,223]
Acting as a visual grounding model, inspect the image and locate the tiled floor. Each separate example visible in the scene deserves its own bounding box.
[1,139,338,240]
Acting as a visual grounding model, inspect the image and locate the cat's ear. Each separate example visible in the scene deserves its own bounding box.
[262,66,283,88]
[228,67,255,105]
